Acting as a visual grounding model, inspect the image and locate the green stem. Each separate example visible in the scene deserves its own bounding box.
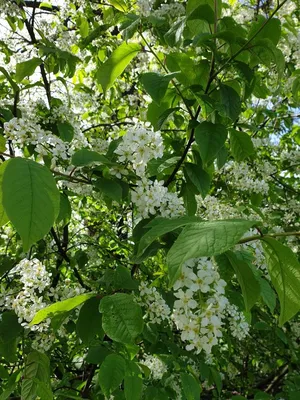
[238,231,300,245]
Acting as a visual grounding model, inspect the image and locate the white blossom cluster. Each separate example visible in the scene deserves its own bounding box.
[114,125,164,176]
[131,178,185,219]
[0,0,20,16]
[139,281,171,324]
[5,259,52,331]
[223,161,269,194]
[153,3,185,19]
[172,258,228,355]
[226,304,249,340]
[172,258,250,355]
[4,117,70,166]
[140,354,168,380]
[136,0,154,16]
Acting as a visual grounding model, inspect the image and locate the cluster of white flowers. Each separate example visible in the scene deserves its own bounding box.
[153,3,185,19]
[140,354,168,380]
[139,281,171,324]
[280,148,300,165]
[172,258,228,355]
[223,161,269,194]
[0,0,20,16]
[136,0,154,16]
[226,304,250,340]
[5,259,52,331]
[4,117,70,166]
[131,178,185,219]
[115,126,164,176]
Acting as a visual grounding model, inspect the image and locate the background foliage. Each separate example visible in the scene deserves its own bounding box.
[0,0,299,399]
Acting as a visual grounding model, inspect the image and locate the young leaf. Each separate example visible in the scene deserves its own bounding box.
[100,293,143,344]
[76,296,103,345]
[97,42,141,92]
[262,237,300,326]
[139,72,178,105]
[99,354,126,397]
[229,129,255,161]
[136,216,203,258]
[21,351,52,400]
[1,158,60,251]
[30,293,95,326]
[184,162,211,198]
[124,375,143,400]
[194,122,228,164]
[71,149,111,166]
[181,373,202,400]
[225,251,260,311]
[57,121,74,142]
[15,58,42,82]
[220,84,241,121]
[167,219,257,286]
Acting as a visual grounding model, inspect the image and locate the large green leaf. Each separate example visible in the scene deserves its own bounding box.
[57,121,74,142]
[249,16,281,46]
[262,237,300,326]
[0,162,8,228]
[167,219,256,285]
[30,293,95,326]
[97,42,141,92]
[225,251,260,311]
[139,72,177,105]
[0,311,22,362]
[15,58,42,82]
[184,162,211,198]
[21,351,52,400]
[220,84,241,121]
[181,373,202,400]
[71,149,112,166]
[136,216,203,259]
[76,296,103,345]
[99,354,126,397]
[94,177,123,202]
[124,375,143,400]
[1,158,60,251]
[194,122,227,165]
[229,129,255,161]
[100,293,143,344]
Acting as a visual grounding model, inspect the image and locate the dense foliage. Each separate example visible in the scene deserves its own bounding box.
[0,0,299,398]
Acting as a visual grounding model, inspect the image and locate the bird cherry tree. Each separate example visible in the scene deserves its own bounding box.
[0,0,299,399]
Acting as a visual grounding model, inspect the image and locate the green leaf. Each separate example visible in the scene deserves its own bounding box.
[184,162,211,198]
[210,367,222,394]
[0,311,22,362]
[229,129,255,161]
[262,237,300,326]
[194,122,227,165]
[76,297,103,345]
[156,107,181,130]
[167,219,256,286]
[95,178,123,202]
[124,375,143,400]
[57,121,74,142]
[30,293,95,326]
[225,251,260,311]
[100,293,144,344]
[107,0,127,12]
[259,277,276,314]
[86,345,111,365]
[71,149,111,166]
[249,16,281,46]
[1,158,60,251]
[0,67,19,93]
[139,72,177,105]
[56,193,71,226]
[15,58,42,82]
[136,216,203,258]
[99,354,126,397]
[164,18,186,47]
[21,351,52,400]
[187,4,215,24]
[97,42,141,92]
[114,265,139,290]
[181,373,202,400]
[220,84,241,121]
[0,162,9,228]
